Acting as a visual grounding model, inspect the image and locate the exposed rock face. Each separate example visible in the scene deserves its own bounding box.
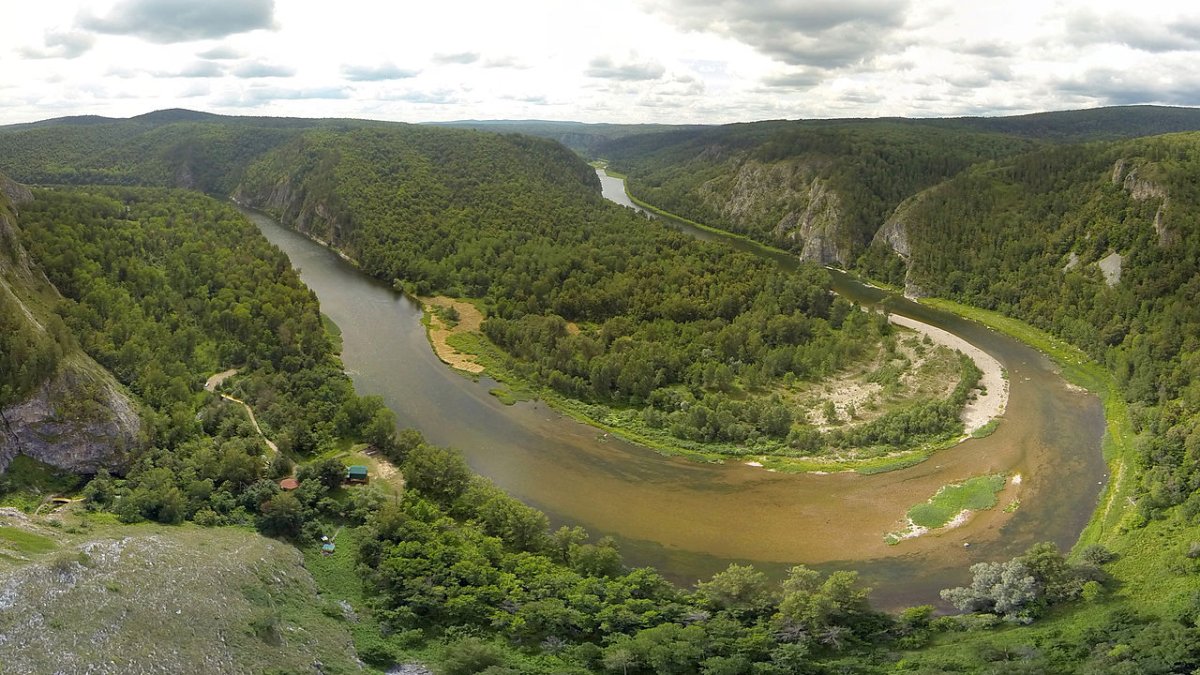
[0,175,33,207]
[234,178,344,247]
[1112,159,1174,246]
[0,176,141,476]
[873,217,911,259]
[1097,251,1123,287]
[698,159,848,265]
[0,354,140,477]
[873,197,929,298]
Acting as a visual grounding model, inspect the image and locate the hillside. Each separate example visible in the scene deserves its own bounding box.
[873,133,1200,519]
[598,120,1034,265]
[0,176,140,476]
[0,508,360,674]
[593,106,1200,267]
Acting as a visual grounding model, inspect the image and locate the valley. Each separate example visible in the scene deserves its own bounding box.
[0,106,1198,672]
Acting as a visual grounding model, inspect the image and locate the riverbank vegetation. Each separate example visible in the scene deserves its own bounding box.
[4,111,1200,672]
[232,125,982,463]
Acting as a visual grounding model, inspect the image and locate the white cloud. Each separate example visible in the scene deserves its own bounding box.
[0,0,1197,125]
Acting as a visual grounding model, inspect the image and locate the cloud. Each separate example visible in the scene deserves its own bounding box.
[1066,11,1200,53]
[197,45,242,60]
[639,0,910,69]
[233,61,296,78]
[389,89,463,104]
[586,55,666,81]
[762,69,825,89]
[432,52,480,65]
[1056,67,1200,106]
[218,85,350,107]
[80,0,276,43]
[174,61,225,78]
[19,31,95,59]
[341,63,420,82]
[483,55,528,69]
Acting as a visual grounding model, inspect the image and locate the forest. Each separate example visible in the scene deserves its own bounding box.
[4,185,1174,674]
[870,133,1200,524]
[237,125,976,457]
[2,109,1200,672]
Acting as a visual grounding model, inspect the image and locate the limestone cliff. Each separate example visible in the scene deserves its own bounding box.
[1111,159,1174,246]
[1,354,140,474]
[698,159,849,265]
[0,178,141,476]
[873,196,929,298]
[232,176,344,249]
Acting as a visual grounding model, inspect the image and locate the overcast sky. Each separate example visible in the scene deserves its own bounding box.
[3,0,1198,125]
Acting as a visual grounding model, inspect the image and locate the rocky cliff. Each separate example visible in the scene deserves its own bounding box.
[1,354,140,474]
[0,178,141,476]
[232,176,344,247]
[698,159,849,265]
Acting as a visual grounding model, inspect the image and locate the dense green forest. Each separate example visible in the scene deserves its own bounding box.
[13,186,394,522]
[0,111,983,456]
[0,189,69,407]
[4,184,1145,674]
[239,126,976,456]
[598,121,1034,263]
[871,133,1200,524]
[4,109,1200,672]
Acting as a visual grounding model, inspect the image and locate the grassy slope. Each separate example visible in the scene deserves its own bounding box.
[0,509,361,674]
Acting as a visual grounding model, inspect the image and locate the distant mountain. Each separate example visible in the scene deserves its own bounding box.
[429,119,710,155]
[938,104,1200,141]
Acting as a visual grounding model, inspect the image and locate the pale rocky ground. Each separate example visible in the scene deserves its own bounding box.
[0,510,362,674]
[887,314,1008,435]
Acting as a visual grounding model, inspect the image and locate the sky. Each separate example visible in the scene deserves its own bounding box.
[3,0,1199,125]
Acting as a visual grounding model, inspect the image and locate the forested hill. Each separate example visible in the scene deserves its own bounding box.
[873,132,1200,519]
[0,175,141,475]
[599,121,1033,265]
[0,110,397,194]
[429,119,710,155]
[592,106,1200,266]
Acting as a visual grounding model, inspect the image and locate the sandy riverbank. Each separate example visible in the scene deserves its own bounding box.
[421,296,485,374]
[887,314,1008,435]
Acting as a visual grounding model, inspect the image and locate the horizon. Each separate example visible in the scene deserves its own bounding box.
[6,1,1200,126]
[7,102,1197,131]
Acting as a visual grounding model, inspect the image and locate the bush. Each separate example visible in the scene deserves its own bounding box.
[1079,543,1118,565]
[441,638,508,675]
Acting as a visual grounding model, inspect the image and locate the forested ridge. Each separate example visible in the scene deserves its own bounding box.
[238,125,976,457]
[871,133,1200,523]
[3,110,1200,672]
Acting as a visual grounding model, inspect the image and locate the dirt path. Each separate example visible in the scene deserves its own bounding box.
[420,296,485,374]
[887,314,1008,434]
[204,369,239,392]
[205,369,278,457]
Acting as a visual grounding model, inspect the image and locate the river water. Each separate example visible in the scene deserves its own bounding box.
[245,171,1106,608]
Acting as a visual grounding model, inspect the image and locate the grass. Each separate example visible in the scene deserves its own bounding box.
[322,312,344,353]
[0,525,57,555]
[908,474,1007,529]
[0,514,361,673]
[305,526,438,672]
[489,386,533,406]
[970,418,1001,438]
[0,455,86,511]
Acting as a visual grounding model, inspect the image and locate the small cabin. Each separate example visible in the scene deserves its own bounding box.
[321,542,336,555]
[346,465,369,484]
[279,478,300,491]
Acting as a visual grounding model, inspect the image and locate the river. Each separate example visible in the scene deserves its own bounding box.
[245,172,1106,608]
